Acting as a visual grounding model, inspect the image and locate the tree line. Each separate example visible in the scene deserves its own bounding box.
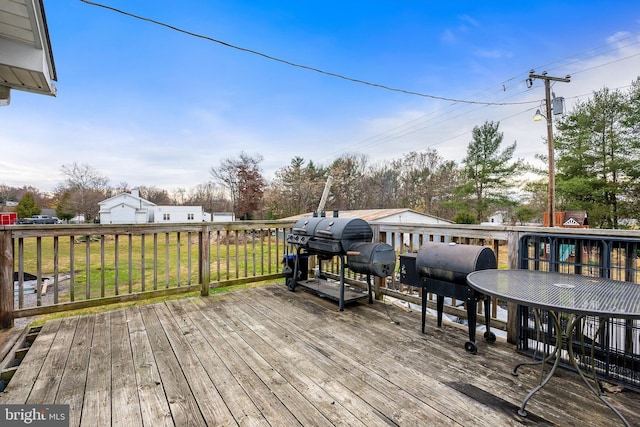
[2,79,639,228]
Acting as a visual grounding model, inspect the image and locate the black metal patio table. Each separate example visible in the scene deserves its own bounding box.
[466,269,640,426]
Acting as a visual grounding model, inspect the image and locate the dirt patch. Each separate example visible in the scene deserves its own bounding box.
[13,274,71,313]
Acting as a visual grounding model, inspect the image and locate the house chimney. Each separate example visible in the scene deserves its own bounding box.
[131,188,139,198]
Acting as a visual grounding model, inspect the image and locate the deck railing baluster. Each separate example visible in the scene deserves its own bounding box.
[153,232,158,290]
[18,237,24,309]
[141,234,146,292]
[235,230,239,279]
[54,236,59,303]
[99,235,105,298]
[128,234,133,293]
[176,232,180,287]
[215,230,220,281]
[70,236,75,302]
[85,236,90,299]
[187,231,192,285]
[164,232,169,288]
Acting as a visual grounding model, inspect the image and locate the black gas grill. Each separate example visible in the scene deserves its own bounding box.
[400,242,497,354]
[285,214,396,310]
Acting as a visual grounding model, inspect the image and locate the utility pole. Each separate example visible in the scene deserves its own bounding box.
[528,70,570,227]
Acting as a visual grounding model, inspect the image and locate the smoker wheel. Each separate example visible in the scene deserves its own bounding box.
[484,331,496,343]
[286,277,296,291]
[464,341,477,354]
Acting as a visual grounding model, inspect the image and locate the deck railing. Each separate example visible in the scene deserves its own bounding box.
[516,232,640,390]
[0,221,295,326]
[3,221,640,342]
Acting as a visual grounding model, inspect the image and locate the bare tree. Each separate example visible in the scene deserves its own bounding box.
[109,181,131,197]
[326,153,368,210]
[357,162,401,209]
[59,162,110,222]
[210,152,265,220]
[392,149,460,217]
[0,184,18,204]
[137,186,172,205]
[171,187,187,205]
[186,181,231,214]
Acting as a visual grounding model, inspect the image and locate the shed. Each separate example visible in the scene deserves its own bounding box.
[282,209,453,248]
[282,208,452,225]
[543,211,589,228]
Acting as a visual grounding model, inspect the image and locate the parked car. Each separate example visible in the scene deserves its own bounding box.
[20,215,59,224]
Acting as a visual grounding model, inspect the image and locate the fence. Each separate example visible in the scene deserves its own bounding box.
[517,232,640,391]
[1,221,295,325]
[3,219,640,391]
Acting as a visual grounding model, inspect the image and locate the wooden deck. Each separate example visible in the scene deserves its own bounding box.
[1,284,640,426]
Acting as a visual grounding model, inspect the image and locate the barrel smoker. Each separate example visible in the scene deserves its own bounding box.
[400,242,497,354]
[284,214,396,311]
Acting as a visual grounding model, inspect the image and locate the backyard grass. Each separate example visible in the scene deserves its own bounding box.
[13,232,287,304]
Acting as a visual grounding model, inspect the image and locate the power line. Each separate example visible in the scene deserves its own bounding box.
[79,0,537,107]
[80,0,640,168]
[324,45,640,161]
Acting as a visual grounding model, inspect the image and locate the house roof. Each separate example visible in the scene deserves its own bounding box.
[562,210,588,227]
[281,208,452,224]
[99,192,156,208]
[0,0,57,100]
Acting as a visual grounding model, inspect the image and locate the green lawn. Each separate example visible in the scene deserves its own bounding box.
[14,232,286,303]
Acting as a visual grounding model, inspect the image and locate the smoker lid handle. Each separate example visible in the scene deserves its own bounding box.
[316,230,333,237]
[346,251,361,256]
[292,228,308,233]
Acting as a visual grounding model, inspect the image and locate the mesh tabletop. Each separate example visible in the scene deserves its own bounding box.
[467,270,640,319]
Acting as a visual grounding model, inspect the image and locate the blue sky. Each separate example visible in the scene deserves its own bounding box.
[3,1,640,193]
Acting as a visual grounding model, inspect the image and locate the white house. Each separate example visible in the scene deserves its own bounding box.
[99,190,212,224]
[99,190,156,224]
[154,205,209,223]
[482,211,506,226]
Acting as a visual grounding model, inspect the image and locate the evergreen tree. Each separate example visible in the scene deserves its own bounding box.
[56,191,76,222]
[455,121,523,223]
[555,84,640,227]
[17,192,40,218]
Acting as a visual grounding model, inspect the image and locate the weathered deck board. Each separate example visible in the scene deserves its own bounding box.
[154,302,236,426]
[126,305,173,427]
[81,311,111,427]
[1,319,61,404]
[26,316,78,404]
[138,304,207,426]
[109,308,142,427]
[165,299,272,427]
[197,298,337,426]
[55,315,93,427]
[235,287,516,426]
[220,290,466,425]
[1,283,640,426]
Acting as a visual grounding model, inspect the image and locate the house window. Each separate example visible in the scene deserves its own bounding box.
[187,213,194,220]
[163,213,170,221]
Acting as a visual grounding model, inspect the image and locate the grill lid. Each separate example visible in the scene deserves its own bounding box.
[288,217,374,254]
[416,242,497,284]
